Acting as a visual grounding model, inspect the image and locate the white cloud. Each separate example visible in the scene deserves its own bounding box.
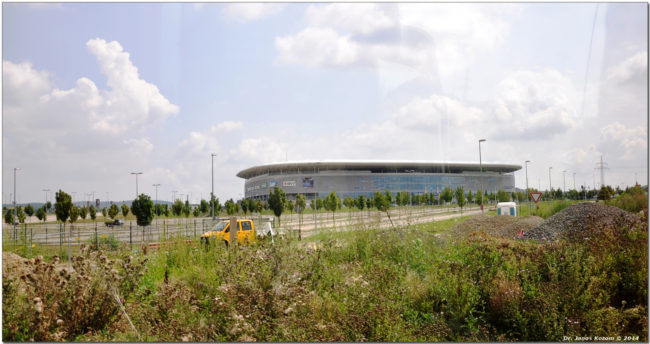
[599,122,647,161]
[2,60,52,106]
[275,3,512,81]
[305,3,395,36]
[2,39,180,202]
[230,137,286,164]
[276,28,362,68]
[222,3,284,22]
[606,51,647,85]
[489,68,579,140]
[85,38,179,134]
[214,120,243,133]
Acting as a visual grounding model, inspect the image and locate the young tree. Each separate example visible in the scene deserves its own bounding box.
[69,206,79,224]
[384,190,393,205]
[355,195,365,212]
[467,190,474,204]
[55,190,72,227]
[24,204,34,218]
[36,206,46,222]
[16,206,26,224]
[295,194,306,239]
[131,194,155,227]
[45,201,52,213]
[102,207,107,218]
[183,200,191,217]
[441,187,454,204]
[225,199,236,215]
[241,199,249,215]
[324,192,341,228]
[497,189,511,202]
[476,190,484,206]
[121,204,130,219]
[247,199,256,214]
[89,205,97,220]
[4,209,14,225]
[199,199,209,214]
[80,206,88,220]
[108,204,120,220]
[255,200,264,214]
[268,187,287,226]
[597,185,614,201]
[193,207,200,217]
[171,200,184,216]
[374,191,394,228]
[455,187,466,215]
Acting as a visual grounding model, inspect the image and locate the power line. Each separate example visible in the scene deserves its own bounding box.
[595,155,609,188]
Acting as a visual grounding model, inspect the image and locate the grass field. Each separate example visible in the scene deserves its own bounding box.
[3,204,647,342]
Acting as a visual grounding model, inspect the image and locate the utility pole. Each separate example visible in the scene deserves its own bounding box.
[153,184,160,216]
[130,172,143,197]
[42,189,50,207]
[595,155,609,188]
[548,166,553,195]
[211,153,216,220]
[172,190,178,203]
[14,168,20,227]
[478,139,486,212]
[524,160,530,202]
[573,172,576,191]
[562,170,566,194]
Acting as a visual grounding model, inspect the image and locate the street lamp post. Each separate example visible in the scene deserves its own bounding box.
[42,189,50,209]
[524,161,530,203]
[562,170,566,195]
[153,184,160,216]
[211,153,216,220]
[548,167,553,199]
[130,172,143,197]
[478,139,486,212]
[573,172,576,191]
[14,168,20,227]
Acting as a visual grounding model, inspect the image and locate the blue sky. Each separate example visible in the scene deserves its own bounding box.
[2,2,647,204]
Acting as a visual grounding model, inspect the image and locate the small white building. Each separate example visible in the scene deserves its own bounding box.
[497,202,517,216]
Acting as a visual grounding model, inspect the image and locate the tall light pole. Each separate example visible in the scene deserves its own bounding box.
[562,170,566,194]
[42,189,50,207]
[153,184,160,216]
[172,190,178,203]
[478,139,486,212]
[524,160,530,202]
[573,172,576,191]
[130,172,143,197]
[548,167,553,198]
[211,153,216,220]
[14,168,20,226]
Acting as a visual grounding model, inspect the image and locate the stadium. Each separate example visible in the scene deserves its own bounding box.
[237,160,521,201]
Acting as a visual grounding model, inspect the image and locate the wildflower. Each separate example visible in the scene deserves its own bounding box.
[31,244,36,248]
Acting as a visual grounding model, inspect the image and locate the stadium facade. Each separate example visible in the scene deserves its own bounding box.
[237,160,521,201]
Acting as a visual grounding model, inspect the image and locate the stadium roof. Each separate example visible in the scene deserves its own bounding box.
[237,160,521,179]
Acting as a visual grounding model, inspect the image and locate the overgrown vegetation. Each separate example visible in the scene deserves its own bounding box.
[3,212,647,341]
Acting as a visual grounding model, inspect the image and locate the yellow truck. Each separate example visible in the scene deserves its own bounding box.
[200,219,255,247]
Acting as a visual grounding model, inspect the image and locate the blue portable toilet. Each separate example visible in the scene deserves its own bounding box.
[497,202,517,216]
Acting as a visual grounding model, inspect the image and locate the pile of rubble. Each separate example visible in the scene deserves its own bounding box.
[521,202,645,243]
[451,214,544,240]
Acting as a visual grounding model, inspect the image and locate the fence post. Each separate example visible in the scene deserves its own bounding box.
[45,224,48,245]
[194,220,196,238]
[59,223,62,251]
[129,222,132,251]
[95,222,98,249]
[29,226,33,257]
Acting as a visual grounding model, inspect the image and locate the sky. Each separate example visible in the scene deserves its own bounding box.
[2,2,648,205]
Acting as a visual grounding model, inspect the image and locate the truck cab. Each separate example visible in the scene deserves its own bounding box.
[200,219,255,246]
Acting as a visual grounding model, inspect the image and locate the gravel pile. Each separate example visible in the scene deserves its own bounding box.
[521,202,644,243]
[451,214,544,240]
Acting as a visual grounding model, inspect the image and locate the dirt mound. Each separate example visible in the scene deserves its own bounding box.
[521,202,645,243]
[2,251,29,277]
[451,214,544,240]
